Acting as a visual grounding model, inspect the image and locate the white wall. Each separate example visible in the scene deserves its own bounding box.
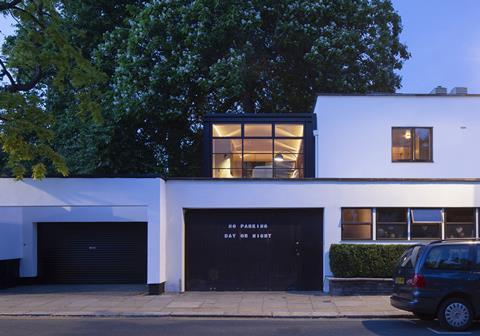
[165,179,480,292]
[314,95,480,178]
[0,178,164,285]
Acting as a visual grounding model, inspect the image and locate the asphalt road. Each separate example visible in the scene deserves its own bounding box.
[0,317,480,336]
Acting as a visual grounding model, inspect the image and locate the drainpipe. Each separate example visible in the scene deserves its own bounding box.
[313,130,319,177]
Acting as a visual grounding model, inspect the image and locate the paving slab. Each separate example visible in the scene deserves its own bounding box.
[0,285,409,318]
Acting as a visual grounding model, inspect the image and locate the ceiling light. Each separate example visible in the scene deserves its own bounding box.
[274,153,284,162]
[404,130,411,139]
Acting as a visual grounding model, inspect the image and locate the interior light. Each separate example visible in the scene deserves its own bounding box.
[274,153,284,162]
[404,130,411,139]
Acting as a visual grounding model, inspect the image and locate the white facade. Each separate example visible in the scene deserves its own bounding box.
[0,178,165,285]
[1,94,480,293]
[314,95,480,178]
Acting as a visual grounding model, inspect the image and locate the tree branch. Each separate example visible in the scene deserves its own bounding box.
[0,57,15,86]
[0,0,22,11]
[0,63,43,93]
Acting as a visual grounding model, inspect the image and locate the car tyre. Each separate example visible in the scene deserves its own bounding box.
[414,313,435,321]
[438,298,473,331]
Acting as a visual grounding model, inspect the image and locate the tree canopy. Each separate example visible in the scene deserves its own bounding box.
[1,0,409,178]
[0,0,106,178]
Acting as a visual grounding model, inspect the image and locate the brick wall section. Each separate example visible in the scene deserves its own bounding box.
[329,278,394,296]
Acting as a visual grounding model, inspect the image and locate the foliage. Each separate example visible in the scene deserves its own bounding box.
[101,0,409,176]
[2,0,410,177]
[0,0,107,178]
[329,244,410,278]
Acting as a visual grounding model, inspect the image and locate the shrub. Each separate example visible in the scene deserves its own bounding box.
[329,244,411,278]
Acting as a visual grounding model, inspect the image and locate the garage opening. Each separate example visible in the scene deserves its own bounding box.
[37,222,147,284]
[185,208,323,291]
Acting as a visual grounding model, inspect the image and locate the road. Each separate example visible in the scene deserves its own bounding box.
[0,317,479,336]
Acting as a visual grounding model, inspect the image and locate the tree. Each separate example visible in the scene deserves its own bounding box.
[98,0,409,176]
[0,0,106,178]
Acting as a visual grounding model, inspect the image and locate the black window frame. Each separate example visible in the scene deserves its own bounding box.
[376,208,408,240]
[444,208,476,240]
[392,127,433,162]
[341,208,373,241]
[204,113,315,179]
[410,208,443,240]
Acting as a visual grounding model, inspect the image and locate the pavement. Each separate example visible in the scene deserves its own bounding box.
[0,285,408,318]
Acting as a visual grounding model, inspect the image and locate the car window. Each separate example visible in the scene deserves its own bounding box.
[398,245,423,269]
[424,245,471,270]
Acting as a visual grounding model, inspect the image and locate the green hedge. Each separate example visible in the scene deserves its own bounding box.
[329,244,411,278]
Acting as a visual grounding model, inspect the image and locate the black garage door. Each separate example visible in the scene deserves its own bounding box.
[37,222,147,284]
[185,209,323,291]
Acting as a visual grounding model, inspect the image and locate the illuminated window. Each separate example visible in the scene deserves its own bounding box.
[211,123,304,179]
[341,208,372,240]
[392,127,432,162]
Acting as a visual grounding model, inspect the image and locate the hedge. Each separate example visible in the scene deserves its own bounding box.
[329,244,411,278]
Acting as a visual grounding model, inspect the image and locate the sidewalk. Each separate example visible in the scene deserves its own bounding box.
[0,285,408,318]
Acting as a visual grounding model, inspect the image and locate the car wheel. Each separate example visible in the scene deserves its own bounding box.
[438,298,473,331]
[414,313,435,321]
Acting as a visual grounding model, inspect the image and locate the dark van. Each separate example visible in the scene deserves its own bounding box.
[390,240,480,331]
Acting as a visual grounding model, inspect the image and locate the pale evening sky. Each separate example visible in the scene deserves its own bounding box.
[1,1,479,94]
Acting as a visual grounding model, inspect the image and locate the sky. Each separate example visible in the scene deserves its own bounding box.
[1,1,480,94]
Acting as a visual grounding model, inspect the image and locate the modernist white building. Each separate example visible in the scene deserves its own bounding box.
[1,92,480,294]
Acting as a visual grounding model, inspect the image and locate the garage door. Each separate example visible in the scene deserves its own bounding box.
[185,209,323,291]
[37,222,147,284]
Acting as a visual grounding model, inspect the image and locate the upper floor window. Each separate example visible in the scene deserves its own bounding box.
[212,123,304,179]
[392,127,432,162]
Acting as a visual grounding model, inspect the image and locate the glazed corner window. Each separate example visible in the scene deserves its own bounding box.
[392,127,432,162]
[341,208,372,240]
[411,209,442,239]
[376,208,408,240]
[445,208,476,239]
[211,123,304,179]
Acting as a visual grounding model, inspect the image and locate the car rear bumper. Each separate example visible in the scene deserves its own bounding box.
[390,294,437,315]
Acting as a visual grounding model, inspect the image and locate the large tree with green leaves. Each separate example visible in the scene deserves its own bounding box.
[100,0,409,176]
[0,0,106,178]
[2,0,410,178]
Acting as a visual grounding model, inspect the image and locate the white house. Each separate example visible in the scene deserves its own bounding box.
[1,91,480,294]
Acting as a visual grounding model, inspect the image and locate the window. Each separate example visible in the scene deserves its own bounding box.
[398,245,424,269]
[392,127,432,162]
[341,208,372,240]
[376,208,408,240]
[445,208,476,239]
[411,209,442,239]
[424,245,471,270]
[211,123,304,179]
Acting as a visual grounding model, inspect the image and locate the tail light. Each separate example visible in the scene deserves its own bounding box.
[411,274,426,288]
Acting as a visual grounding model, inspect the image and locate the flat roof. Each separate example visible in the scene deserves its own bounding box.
[316,93,480,97]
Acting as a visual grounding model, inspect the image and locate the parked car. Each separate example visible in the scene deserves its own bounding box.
[390,240,480,331]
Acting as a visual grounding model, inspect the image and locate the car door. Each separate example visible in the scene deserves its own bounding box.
[420,244,473,300]
[468,244,480,312]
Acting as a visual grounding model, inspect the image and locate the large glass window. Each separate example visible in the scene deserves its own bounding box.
[341,208,372,240]
[376,208,408,240]
[211,123,304,178]
[411,209,442,239]
[392,127,432,162]
[445,208,476,239]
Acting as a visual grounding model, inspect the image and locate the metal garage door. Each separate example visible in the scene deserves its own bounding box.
[185,209,323,291]
[37,222,147,284]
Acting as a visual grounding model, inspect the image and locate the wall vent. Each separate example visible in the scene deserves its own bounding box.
[430,86,447,95]
[450,87,468,95]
